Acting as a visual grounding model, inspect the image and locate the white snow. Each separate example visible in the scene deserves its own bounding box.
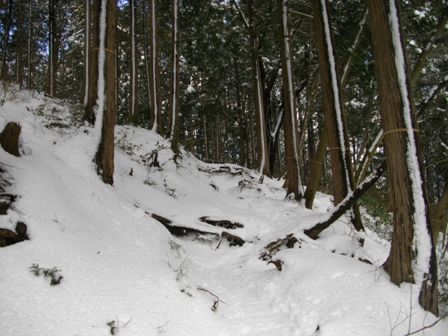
[0,91,446,335]
[388,0,432,286]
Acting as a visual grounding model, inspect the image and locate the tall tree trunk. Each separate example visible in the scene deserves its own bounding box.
[305,124,328,209]
[169,0,180,156]
[95,0,116,185]
[149,0,162,134]
[311,0,363,231]
[247,0,270,177]
[368,0,438,315]
[305,8,367,209]
[48,0,57,96]
[311,0,352,204]
[83,0,100,123]
[431,179,448,245]
[129,0,138,120]
[83,0,90,106]
[278,0,303,200]
[0,0,13,80]
[27,0,32,88]
[235,60,247,167]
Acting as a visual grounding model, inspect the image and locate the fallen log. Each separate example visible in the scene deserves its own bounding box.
[199,216,244,229]
[142,209,246,247]
[304,160,386,239]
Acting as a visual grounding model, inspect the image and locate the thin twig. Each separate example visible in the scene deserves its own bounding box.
[197,286,227,311]
[403,314,448,336]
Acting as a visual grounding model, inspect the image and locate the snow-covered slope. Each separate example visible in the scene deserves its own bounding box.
[0,92,446,335]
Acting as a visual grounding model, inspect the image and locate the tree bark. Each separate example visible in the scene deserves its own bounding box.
[0,0,13,80]
[311,0,363,231]
[129,0,138,120]
[48,0,58,97]
[311,0,352,205]
[368,0,438,315]
[83,0,100,124]
[278,0,302,200]
[235,60,247,167]
[247,0,270,177]
[148,0,162,134]
[305,124,327,209]
[431,179,448,246]
[82,0,90,107]
[169,0,180,157]
[95,0,115,185]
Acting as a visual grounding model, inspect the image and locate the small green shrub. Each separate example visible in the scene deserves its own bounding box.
[29,263,63,286]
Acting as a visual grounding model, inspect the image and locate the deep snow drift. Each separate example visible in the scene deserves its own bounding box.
[0,91,447,335]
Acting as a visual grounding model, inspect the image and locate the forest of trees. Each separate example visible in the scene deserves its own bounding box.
[0,0,447,315]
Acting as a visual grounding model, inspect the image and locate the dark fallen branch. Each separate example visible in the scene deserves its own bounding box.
[199,216,244,229]
[259,233,300,261]
[304,160,386,239]
[133,205,246,247]
[150,213,216,237]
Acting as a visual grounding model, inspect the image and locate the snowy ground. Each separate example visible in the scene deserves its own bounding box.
[0,91,447,335]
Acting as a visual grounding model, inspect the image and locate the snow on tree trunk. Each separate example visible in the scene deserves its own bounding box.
[94,0,107,140]
[319,0,351,195]
[367,0,438,315]
[312,0,349,205]
[94,0,115,185]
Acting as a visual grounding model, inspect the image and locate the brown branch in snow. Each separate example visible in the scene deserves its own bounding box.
[304,160,386,239]
[197,286,227,311]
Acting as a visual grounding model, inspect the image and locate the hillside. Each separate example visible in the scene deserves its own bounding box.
[0,91,447,335]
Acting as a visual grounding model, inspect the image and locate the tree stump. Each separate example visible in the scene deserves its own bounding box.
[0,122,21,157]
